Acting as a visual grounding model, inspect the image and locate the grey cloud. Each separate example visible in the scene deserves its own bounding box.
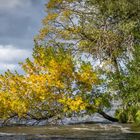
[0,0,45,10]
[0,15,33,38]
[0,0,45,39]
[0,38,34,49]
[0,0,46,74]
[0,0,28,9]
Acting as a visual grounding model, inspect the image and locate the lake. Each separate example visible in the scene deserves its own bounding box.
[0,123,140,140]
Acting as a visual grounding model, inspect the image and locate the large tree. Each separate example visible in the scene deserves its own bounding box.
[0,0,140,124]
[36,0,140,123]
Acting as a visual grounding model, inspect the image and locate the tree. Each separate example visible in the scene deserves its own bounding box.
[0,0,140,124]
[113,45,140,123]
[0,44,103,124]
[36,0,140,123]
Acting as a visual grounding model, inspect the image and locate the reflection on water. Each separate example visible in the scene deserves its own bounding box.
[0,123,140,140]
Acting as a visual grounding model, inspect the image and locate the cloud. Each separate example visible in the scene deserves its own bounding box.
[0,0,45,48]
[0,0,46,73]
[0,63,22,73]
[0,44,32,73]
[0,45,32,63]
[0,0,45,38]
[0,0,31,9]
[0,0,46,10]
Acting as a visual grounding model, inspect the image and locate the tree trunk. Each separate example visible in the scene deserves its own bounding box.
[98,110,119,122]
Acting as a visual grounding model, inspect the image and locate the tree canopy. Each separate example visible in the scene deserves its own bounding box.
[0,0,140,125]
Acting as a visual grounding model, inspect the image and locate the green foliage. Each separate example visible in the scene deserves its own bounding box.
[135,111,140,124]
[113,46,140,123]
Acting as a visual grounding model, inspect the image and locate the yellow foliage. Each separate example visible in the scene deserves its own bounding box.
[47,0,63,8]
[59,96,88,112]
[38,27,49,40]
[43,13,59,25]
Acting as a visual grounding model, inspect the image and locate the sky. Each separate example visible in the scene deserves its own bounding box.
[0,0,46,74]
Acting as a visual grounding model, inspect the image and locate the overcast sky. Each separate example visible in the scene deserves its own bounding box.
[0,0,46,74]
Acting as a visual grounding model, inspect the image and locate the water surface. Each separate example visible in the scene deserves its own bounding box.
[0,123,140,140]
